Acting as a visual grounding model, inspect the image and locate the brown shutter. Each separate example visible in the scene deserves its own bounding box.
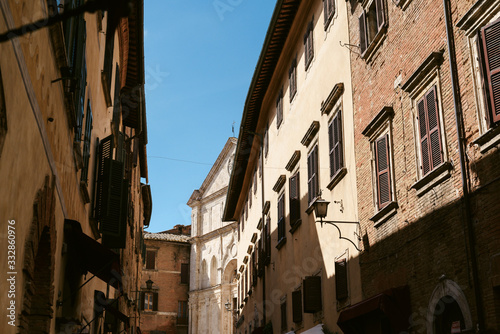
[481,18,500,123]
[140,292,145,310]
[376,0,386,31]
[335,259,348,300]
[95,135,114,220]
[375,135,391,209]
[277,193,285,241]
[289,173,300,226]
[303,276,322,313]
[277,90,283,128]
[329,111,344,178]
[153,292,158,311]
[323,0,328,26]
[146,250,155,270]
[307,146,318,205]
[359,11,367,55]
[281,300,287,331]
[477,29,492,126]
[417,96,430,175]
[425,86,443,170]
[292,290,303,323]
[99,159,126,240]
[181,263,189,284]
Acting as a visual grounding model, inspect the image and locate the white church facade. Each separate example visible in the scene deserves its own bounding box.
[187,138,238,334]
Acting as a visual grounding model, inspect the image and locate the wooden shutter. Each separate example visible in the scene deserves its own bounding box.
[99,159,124,236]
[153,292,159,311]
[278,193,285,241]
[375,0,386,31]
[277,91,283,128]
[418,86,442,176]
[329,111,344,178]
[375,135,391,209]
[307,146,318,205]
[281,300,287,331]
[426,86,443,170]
[289,172,300,226]
[335,259,348,300]
[303,276,322,313]
[181,263,189,284]
[140,292,145,310]
[292,290,303,323]
[323,0,329,26]
[359,11,368,55]
[81,103,93,184]
[481,18,500,123]
[95,135,113,219]
[146,250,155,270]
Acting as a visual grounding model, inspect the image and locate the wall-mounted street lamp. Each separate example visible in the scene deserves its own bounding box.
[311,196,362,252]
[145,279,154,290]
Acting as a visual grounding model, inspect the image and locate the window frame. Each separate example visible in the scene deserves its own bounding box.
[276,88,284,129]
[323,0,335,30]
[289,58,297,102]
[289,171,301,229]
[359,0,387,59]
[276,192,286,249]
[180,263,189,285]
[328,108,345,182]
[307,144,320,207]
[335,258,348,301]
[304,19,314,70]
[145,249,156,270]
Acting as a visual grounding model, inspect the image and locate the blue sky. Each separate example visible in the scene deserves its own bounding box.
[144,1,277,232]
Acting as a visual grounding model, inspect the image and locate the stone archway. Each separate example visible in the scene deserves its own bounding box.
[221,259,237,334]
[19,176,57,334]
[427,279,473,334]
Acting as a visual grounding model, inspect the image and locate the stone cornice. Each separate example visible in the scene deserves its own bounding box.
[190,222,237,244]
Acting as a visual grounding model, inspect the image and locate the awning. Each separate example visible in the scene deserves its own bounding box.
[301,324,324,334]
[337,286,410,334]
[64,219,121,289]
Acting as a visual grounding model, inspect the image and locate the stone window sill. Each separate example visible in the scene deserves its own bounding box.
[370,201,398,227]
[411,161,452,196]
[327,167,347,190]
[473,124,500,154]
[290,219,302,235]
[362,28,387,63]
[276,237,287,250]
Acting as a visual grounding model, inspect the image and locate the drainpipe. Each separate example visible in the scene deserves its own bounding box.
[442,0,485,330]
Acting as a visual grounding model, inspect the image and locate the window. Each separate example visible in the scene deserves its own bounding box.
[142,292,158,312]
[328,109,344,180]
[304,20,314,70]
[323,0,335,29]
[303,276,322,313]
[263,215,271,265]
[335,259,348,300]
[145,250,156,270]
[80,102,93,186]
[277,88,284,129]
[280,298,287,332]
[181,263,189,284]
[417,86,443,176]
[478,18,500,127]
[374,134,392,209]
[289,172,301,228]
[289,59,297,101]
[277,193,286,245]
[177,301,188,325]
[359,0,386,58]
[292,289,303,323]
[102,12,115,106]
[307,145,319,206]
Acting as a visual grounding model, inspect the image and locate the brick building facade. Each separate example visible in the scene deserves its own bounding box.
[0,1,151,333]
[340,0,500,332]
[141,227,191,334]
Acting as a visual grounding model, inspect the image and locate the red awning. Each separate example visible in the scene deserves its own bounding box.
[65,219,122,289]
[337,286,410,334]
